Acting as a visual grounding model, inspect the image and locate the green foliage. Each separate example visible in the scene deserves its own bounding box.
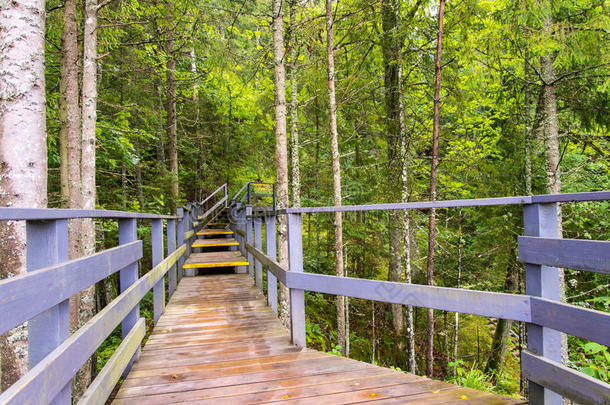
[573,341,610,383]
[449,360,493,392]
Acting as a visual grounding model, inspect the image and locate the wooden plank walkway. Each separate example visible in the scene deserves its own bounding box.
[113,274,525,404]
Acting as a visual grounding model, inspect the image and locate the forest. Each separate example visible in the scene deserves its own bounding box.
[0,0,608,402]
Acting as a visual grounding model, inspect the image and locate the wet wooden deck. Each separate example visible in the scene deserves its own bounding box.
[112,274,525,404]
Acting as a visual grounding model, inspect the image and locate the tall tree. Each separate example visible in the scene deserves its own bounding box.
[426,0,446,378]
[381,0,404,352]
[271,0,291,328]
[58,0,84,339]
[75,0,100,396]
[0,0,47,389]
[289,0,301,208]
[166,1,179,213]
[326,0,346,355]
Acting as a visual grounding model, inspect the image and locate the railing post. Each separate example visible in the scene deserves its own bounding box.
[265,214,278,314]
[152,219,164,324]
[26,219,70,405]
[246,205,253,279]
[254,215,263,290]
[523,203,562,405]
[177,208,185,282]
[287,213,306,347]
[167,218,177,297]
[118,218,139,375]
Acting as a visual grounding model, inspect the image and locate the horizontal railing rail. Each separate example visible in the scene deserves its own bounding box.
[279,190,610,214]
[0,183,225,404]
[234,190,610,405]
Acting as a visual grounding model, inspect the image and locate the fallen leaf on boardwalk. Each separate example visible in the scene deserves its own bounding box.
[431,390,441,394]
[171,374,178,380]
[354,382,360,386]
[281,395,291,399]
[460,395,470,400]
[369,393,377,397]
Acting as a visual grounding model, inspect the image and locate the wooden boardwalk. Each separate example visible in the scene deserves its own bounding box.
[112,274,525,404]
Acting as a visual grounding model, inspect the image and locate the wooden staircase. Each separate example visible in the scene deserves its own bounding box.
[183,209,249,276]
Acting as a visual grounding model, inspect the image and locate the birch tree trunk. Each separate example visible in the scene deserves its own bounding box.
[75,0,99,396]
[426,0,446,378]
[59,0,85,335]
[0,0,47,389]
[326,0,346,356]
[271,0,291,328]
[166,1,179,213]
[59,0,81,212]
[289,0,301,208]
[540,7,568,367]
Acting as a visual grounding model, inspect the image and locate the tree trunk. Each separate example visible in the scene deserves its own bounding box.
[166,1,179,213]
[382,0,405,350]
[426,0,446,378]
[59,0,85,336]
[540,8,568,366]
[59,0,81,212]
[75,0,99,396]
[326,0,346,356]
[271,0,291,329]
[289,0,301,208]
[0,0,47,389]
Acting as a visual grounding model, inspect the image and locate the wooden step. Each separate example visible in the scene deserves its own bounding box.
[183,251,249,269]
[196,229,233,236]
[192,238,239,248]
[207,222,229,227]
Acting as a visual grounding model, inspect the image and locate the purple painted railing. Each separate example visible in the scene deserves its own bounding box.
[235,190,610,405]
[0,184,228,405]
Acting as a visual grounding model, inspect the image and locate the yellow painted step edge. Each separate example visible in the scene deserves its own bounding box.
[183,261,249,269]
[191,242,239,247]
[196,230,233,235]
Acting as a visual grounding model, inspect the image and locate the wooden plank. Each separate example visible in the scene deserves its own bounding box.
[522,350,610,405]
[184,230,195,241]
[0,207,176,220]
[287,272,532,322]
[122,352,328,382]
[287,213,306,347]
[113,369,403,405]
[196,229,233,236]
[530,297,610,347]
[246,243,287,284]
[152,219,165,324]
[192,238,239,247]
[523,203,562,405]
[518,236,610,274]
[200,195,227,221]
[0,244,185,405]
[115,356,375,399]
[281,196,533,214]
[77,318,145,405]
[26,219,71,405]
[265,215,278,314]
[167,218,177,297]
[256,379,455,405]
[183,251,249,269]
[0,240,142,335]
[235,227,246,237]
